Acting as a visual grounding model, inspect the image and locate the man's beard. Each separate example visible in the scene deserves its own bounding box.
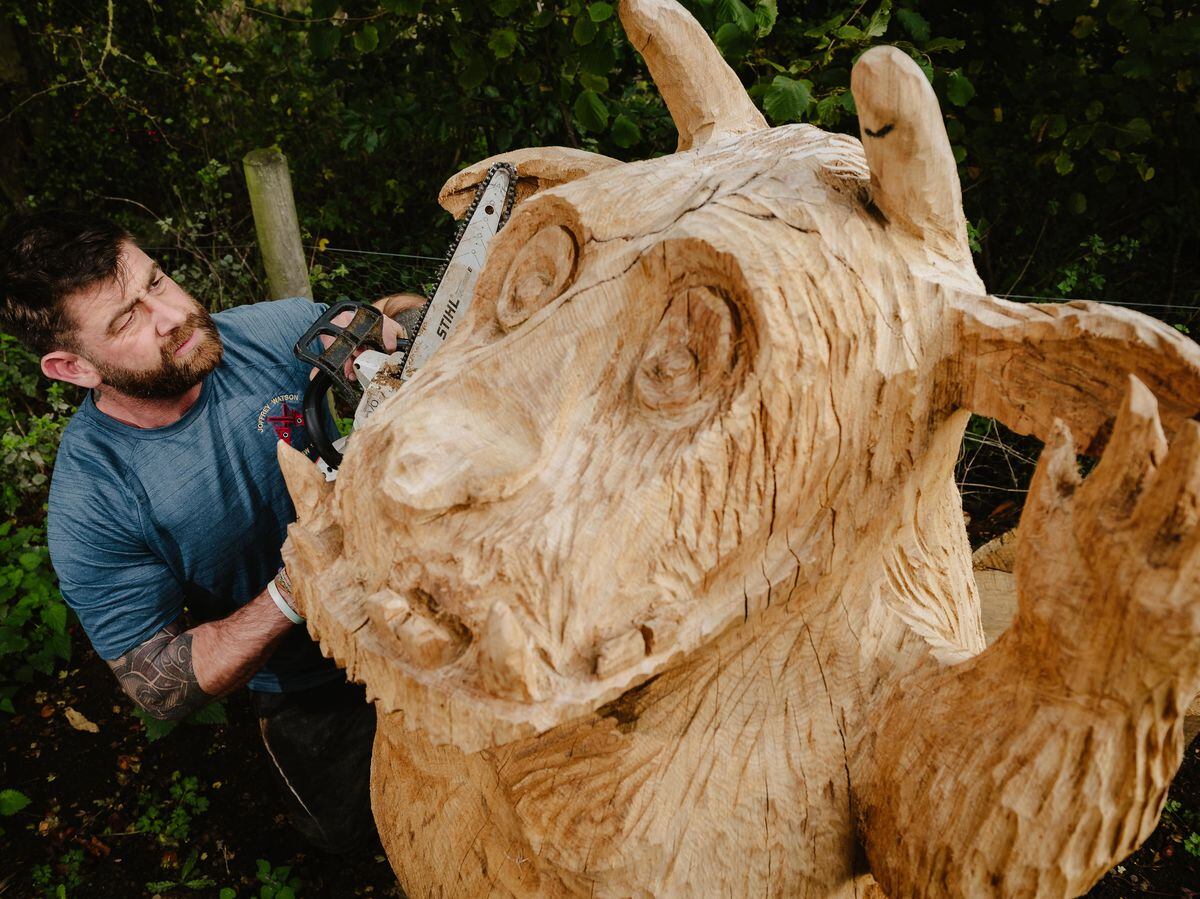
[93,309,224,400]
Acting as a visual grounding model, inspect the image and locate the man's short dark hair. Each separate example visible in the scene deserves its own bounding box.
[0,210,131,356]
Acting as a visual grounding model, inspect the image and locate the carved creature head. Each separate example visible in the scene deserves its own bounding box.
[281,0,1200,752]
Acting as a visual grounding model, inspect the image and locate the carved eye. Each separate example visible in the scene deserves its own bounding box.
[635,286,739,425]
[496,225,578,330]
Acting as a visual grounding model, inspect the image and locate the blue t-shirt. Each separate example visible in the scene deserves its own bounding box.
[48,297,341,693]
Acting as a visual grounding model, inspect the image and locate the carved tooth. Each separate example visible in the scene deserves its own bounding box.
[277,439,333,522]
[595,628,648,679]
[479,603,542,702]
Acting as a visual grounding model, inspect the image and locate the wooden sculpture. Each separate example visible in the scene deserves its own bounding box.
[277,1,1200,895]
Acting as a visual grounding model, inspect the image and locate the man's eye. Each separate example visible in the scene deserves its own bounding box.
[151,277,164,291]
[119,309,136,330]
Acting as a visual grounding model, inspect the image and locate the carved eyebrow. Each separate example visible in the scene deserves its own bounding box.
[107,263,161,333]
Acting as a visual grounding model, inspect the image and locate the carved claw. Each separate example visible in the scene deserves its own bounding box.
[853,378,1200,897]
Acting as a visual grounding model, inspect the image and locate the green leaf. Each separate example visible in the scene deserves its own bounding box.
[578,71,608,92]
[923,37,965,52]
[1054,151,1074,175]
[352,24,378,54]
[762,75,813,124]
[17,552,40,570]
[457,56,488,90]
[1068,192,1087,214]
[611,113,642,148]
[573,89,609,132]
[382,0,423,13]
[754,0,778,37]
[1117,117,1152,145]
[715,0,756,32]
[573,16,597,45]
[0,789,31,816]
[945,69,975,106]
[517,60,541,84]
[488,28,518,59]
[952,144,967,163]
[39,601,66,634]
[185,699,227,726]
[1071,15,1096,39]
[895,8,930,42]
[489,0,520,14]
[579,40,615,75]
[308,25,341,59]
[865,0,891,38]
[588,2,614,23]
[715,22,753,57]
[219,888,237,899]
[834,24,863,40]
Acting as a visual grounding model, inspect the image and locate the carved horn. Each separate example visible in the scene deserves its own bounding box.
[850,46,972,264]
[619,0,767,152]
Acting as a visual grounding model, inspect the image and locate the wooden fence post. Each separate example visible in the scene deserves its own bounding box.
[243,147,312,300]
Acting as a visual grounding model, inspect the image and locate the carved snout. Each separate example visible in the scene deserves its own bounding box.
[381,387,545,513]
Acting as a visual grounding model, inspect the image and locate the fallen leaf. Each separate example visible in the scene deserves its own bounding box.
[64,708,99,733]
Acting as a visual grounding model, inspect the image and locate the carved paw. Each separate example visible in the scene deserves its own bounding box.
[1015,375,1200,679]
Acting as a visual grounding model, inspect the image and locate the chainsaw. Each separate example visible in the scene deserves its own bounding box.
[293,162,517,479]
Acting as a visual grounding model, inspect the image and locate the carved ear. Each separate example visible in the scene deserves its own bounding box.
[438,147,622,219]
[851,46,972,265]
[952,293,1200,454]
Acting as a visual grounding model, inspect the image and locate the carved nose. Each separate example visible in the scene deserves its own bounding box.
[382,385,544,513]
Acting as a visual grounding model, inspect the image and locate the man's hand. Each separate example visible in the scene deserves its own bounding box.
[315,302,408,384]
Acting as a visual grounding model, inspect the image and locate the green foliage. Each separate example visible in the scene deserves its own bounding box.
[0,787,31,815]
[31,847,86,898]
[132,697,228,742]
[134,770,210,846]
[145,849,218,892]
[256,858,303,899]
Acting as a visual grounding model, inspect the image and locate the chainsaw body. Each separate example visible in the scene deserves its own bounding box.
[293,163,516,479]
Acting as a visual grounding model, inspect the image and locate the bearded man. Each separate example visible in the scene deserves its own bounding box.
[0,210,408,854]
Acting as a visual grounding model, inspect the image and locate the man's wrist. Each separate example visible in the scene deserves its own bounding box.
[269,567,304,625]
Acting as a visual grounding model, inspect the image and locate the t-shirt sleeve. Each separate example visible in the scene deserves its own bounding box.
[243,297,329,371]
[48,457,184,660]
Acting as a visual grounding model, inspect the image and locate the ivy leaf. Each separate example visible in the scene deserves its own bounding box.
[611,113,642,148]
[762,75,814,124]
[1054,151,1074,175]
[834,24,863,40]
[489,0,520,15]
[0,789,30,816]
[574,90,609,132]
[754,0,778,37]
[588,2,614,23]
[573,16,598,45]
[517,60,541,84]
[488,28,518,59]
[895,8,931,43]
[352,24,379,54]
[945,69,975,106]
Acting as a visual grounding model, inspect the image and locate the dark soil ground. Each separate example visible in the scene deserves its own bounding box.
[3,420,1199,897]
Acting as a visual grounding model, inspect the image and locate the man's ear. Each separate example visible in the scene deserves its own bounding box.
[41,350,101,389]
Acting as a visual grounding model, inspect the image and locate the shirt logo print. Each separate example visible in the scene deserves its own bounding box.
[267,402,306,445]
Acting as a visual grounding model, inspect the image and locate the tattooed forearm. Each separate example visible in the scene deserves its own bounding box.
[107,622,213,721]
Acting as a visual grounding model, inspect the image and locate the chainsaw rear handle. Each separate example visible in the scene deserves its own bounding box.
[304,370,344,469]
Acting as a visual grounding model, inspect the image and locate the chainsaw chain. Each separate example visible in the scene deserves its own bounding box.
[407,161,518,342]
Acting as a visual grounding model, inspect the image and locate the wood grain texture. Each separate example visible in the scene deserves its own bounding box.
[278,1,1200,894]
